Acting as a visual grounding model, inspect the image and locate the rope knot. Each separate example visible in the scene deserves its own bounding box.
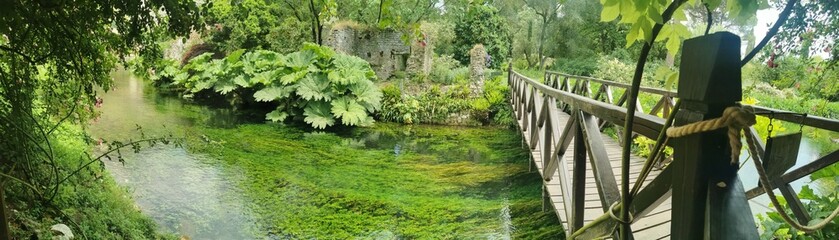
[665,106,756,165]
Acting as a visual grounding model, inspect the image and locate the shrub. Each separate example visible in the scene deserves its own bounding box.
[452,4,509,69]
[757,185,838,239]
[450,67,471,84]
[592,55,634,83]
[470,75,512,126]
[166,43,382,129]
[552,57,598,76]
[429,54,461,84]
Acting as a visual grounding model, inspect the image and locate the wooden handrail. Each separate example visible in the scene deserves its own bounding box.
[512,71,666,140]
[547,71,678,97]
[546,71,839,131]
[511,68,839,202]
[738,104,839,132]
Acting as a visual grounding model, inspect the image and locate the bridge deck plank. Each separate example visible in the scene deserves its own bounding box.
[517,106,671,239]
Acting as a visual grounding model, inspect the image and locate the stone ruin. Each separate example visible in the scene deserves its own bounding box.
[469,44,487,96]
[324,24,432,80]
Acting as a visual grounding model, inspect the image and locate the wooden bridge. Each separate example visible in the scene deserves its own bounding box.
[507,32,839,239]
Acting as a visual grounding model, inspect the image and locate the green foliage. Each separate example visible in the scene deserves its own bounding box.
[600,0,766,56]
[757,185,838,240]
[202,0,309,53]
[592,55,634,83]
[774,0,839,64]
[453,4,510,68]
[376,84,470,125]
[428,55,463,84]
[378,84,418,123]
[746,57,839,101]
[160,44,382,129]
[552,57,599,76]
[744,87,839,120]
[471,76,514,126]
[6,125,176,239]
[1,0,196,237]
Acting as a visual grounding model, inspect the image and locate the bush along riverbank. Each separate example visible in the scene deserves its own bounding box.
[5,124,176,239]
[134,42,515,129]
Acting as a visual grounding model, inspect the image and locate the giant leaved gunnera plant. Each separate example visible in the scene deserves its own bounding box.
[160,43,381,129]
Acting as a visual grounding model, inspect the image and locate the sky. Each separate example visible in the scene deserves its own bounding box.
[754,6,832,59]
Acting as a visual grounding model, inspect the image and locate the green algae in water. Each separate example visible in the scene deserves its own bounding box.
[92,70,563,238]
[188,123,564,238]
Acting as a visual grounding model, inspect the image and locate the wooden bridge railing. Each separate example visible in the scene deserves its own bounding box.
[544,71,678,166]
[508,68,670,237]
[508,63,839,238]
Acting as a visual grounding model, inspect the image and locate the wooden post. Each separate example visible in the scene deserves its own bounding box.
[671,32,758,239]
[570,113,587,233]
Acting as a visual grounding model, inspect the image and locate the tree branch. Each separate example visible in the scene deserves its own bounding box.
[283,0,304,22]
[0,46,37,65]
[741,0,798,66]
[618,0,687,239]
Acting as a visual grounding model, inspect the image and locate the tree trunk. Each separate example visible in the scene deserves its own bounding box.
[308,0,322,45]
[538,15,548,70]
[0,185,9,240]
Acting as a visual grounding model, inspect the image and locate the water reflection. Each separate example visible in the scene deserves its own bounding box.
[89,70,257,238]
[738,136,829,216]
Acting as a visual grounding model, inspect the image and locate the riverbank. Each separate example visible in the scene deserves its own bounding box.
[5,123,175,239]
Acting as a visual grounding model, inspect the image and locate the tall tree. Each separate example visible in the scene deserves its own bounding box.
[525,0,564,69]
[452,4,510,68]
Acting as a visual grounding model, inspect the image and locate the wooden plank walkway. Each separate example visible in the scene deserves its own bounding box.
[516,102,673,239]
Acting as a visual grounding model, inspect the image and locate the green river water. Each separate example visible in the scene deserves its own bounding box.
[88,69,562,239]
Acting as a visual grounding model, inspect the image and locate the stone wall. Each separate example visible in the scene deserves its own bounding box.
[324,27,411,80]
[324,23,436,80]
[406,32,432,76]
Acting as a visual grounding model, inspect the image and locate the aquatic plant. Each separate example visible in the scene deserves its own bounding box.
[181,123,565,238]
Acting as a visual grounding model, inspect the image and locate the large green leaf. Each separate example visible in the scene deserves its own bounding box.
[173,72,190,85]
[280,70,309,85]
[303,42,335,60]
[328,54,372,85]
[286,50,316,71]
[296,74,333,101]
[183,53,214,72]
[265,108,289,122]
[214,80,237,94]
[233,75,251,87]
[251,69,277,85]
[303,101,336,129]
[349,81,382,111]
[254,85,294,102]
[601,4,620,22]
[331,97,367,126]
[227,49,247,64]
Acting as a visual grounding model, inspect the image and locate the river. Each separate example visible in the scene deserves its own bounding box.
[90,69,831,238]
[88,69,561,239]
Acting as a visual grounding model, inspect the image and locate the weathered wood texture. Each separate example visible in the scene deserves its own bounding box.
[509,49,839,238]
[515,101,671,238]
[509,72,672,238]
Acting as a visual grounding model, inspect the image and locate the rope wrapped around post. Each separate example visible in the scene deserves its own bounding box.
[666,105,839,232]
[665,106,756,164]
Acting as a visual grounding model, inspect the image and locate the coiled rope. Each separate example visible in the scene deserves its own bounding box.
[665,106,756,164]
[665,106,839,232]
